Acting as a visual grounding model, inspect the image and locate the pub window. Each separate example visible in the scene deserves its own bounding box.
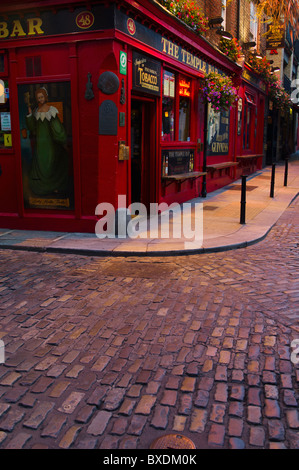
[162,70,175,142]
[0,55,5,74]
[0,52,8,77]
[243,93,255,150]
[162,70,193,143]
[0,79,12,149]
[179,76,191,142]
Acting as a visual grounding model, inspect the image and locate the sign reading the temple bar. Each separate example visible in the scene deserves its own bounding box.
[162,149,194,176]
[115,9,224,76]
[132,52,161,96]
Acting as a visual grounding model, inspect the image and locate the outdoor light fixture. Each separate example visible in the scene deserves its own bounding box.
[254,50,263,59]
[208,17,224,28]
[270,66,280,73]
[216,27,233,40]
[242,41,256,50]
[208,17,232,40]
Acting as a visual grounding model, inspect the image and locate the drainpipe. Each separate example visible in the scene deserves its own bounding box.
[236,0,240,41]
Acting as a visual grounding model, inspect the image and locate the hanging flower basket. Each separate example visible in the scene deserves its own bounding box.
[219,37,242,62]
[201,72,238,112]
[158,0,209,36]
[247,53,272,82]
[268,74,292,112]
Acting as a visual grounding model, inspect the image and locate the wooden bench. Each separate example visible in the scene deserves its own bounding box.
[162,171,207,187]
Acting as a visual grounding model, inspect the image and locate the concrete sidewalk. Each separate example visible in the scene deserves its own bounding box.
[0,159,298,257]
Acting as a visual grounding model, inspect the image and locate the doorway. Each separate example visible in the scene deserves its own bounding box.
[131,98,156,209]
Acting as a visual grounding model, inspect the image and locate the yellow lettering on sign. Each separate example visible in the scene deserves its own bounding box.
[0,22,9,39]
[10,20,26,38]
[27,18,44,36]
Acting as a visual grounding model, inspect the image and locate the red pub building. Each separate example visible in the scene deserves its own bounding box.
[0,0,267,233]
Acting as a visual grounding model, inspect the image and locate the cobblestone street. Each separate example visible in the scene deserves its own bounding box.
[0,197,298,450]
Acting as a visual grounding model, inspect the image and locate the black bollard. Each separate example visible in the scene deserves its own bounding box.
[270,163,276,198]
[240,175,247,224]
[284,158,289,187]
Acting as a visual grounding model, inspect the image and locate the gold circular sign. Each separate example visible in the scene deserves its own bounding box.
[76,11,95,30]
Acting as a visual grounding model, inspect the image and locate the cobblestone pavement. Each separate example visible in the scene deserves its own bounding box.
[0,198,298,450]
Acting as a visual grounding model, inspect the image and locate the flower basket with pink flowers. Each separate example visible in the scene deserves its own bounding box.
[201,72,238,112]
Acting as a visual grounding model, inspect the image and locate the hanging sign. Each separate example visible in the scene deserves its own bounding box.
[266,24,285,50]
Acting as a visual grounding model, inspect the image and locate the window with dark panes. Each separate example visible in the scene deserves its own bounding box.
[0,54,5,74]
[179,77,191,142]
[162,70,175,142]
[243,93,255,150]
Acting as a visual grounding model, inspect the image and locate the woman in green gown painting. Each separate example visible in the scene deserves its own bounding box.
[26,87,69,196]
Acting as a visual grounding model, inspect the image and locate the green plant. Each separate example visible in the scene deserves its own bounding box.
[268,74,292,112]
[159,0,209,36]
[219,37,242,62]
[247,53,272,82]
[201,72,238,111]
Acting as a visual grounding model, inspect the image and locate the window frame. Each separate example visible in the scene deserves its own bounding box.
[0,51,8,77]
[243,92,256,151]
[161,68,194,144]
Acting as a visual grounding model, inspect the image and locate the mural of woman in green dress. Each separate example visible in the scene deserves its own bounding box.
[19,82,74,210]
[26,87,69,196]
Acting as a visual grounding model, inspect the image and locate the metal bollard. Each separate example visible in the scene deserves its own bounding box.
[270,163,276,198]
[284,158,289,187]
[240,175,247,224]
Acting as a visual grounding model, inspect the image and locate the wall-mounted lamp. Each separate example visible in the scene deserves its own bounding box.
[270,66,280,73]
[242,41,256,50]
[254,50,263,59]
[216,27,233,40]
[208,17,232,40]
[208,17,224,28]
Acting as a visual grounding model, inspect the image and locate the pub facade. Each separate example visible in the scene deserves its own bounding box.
[0,0,266,233]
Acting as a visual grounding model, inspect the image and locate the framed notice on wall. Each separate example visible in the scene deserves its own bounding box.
[162,149,194,176]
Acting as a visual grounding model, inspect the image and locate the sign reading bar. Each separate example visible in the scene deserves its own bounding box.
[0,5,113,40]
[132,52,161,96]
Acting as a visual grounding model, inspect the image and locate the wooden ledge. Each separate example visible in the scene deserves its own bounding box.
[162,171,207,181]
[206,162,239,171]
[236,154,263,159]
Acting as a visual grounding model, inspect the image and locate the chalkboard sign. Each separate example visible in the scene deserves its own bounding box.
[162,149,194,176]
